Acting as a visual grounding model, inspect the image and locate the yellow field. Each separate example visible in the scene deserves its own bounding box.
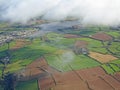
[89,52,118,63]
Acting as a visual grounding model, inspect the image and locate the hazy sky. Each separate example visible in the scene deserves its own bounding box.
[0,0,120,25]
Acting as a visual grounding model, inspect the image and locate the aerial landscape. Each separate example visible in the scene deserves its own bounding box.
[0,0,120,90]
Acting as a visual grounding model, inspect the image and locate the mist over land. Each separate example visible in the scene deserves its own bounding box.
[0,0,120,25]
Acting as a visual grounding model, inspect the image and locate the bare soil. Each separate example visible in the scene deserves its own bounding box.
[38,75,55,90]
[76,67,120,90]
[113,72,120,82]
[75,40,88,48]
[91,32,113,41]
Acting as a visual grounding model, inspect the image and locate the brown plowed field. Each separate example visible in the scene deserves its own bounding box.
[76,67,106,81]
[27,57,47,68]
[38,75,55,90]
[76,67,120,90]
[38,70,89,90]
[91,32,113,41]
[103,75,120,89]
[52,71,89,90]
[18,57,48,80]
[75,40,88,48]
[88,78,113,90]
[113,72,120,82]
[89,52,118,63]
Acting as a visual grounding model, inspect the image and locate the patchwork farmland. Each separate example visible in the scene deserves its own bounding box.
[0,21,120,90]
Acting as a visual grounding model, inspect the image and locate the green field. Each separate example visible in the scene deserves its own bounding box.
[108,42,120,53]
[77,37,108,54]
[106,31,120,38]
[46,33,108,54]
[45,50,100,72]
[102,59,120,74]
[16,79,38,90]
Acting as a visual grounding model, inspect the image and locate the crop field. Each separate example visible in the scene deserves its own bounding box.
[18,57,48,81]
[89,52,118,63]
[0,21,120,90]
[113,72,120,82]
[102,59,120,74]
[45,51,100,72]
[76,37,108,54]
[108,42,120,53]
[76,67,120,90]
[106,31,120,38]
[16,79,38,90]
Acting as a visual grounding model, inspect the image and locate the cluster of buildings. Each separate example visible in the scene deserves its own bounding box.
[0,29,38,46]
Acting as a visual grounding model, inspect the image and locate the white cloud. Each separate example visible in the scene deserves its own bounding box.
[0,0,120,25]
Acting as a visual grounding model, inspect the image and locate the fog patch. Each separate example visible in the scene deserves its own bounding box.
[0,0,120,25]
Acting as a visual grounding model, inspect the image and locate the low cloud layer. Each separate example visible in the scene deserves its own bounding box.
[0,0,120,25]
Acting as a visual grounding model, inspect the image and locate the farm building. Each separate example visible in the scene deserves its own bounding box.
[74,40,89,55]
